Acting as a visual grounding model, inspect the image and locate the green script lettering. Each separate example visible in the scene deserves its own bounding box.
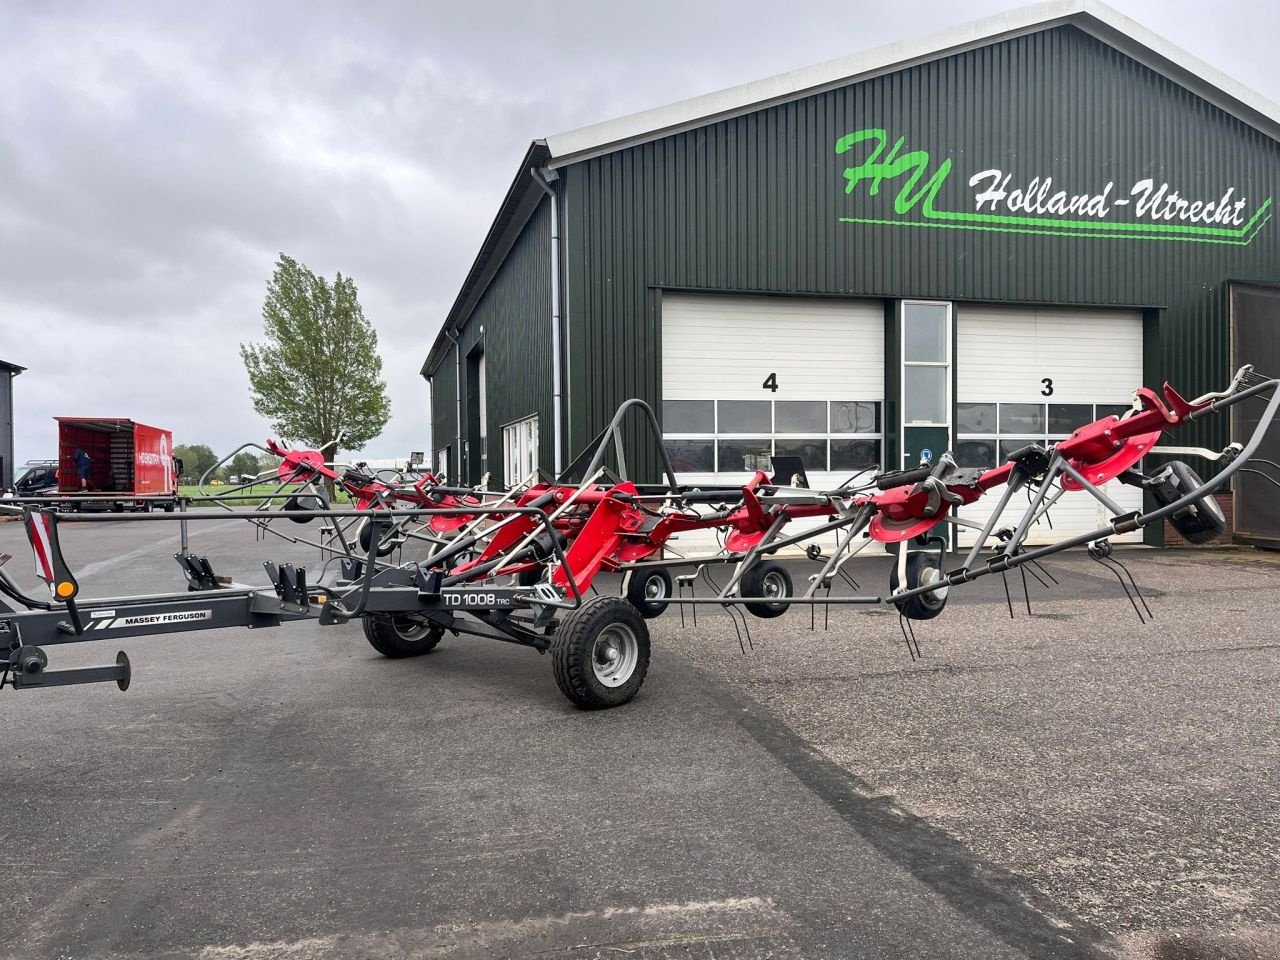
[835,128,951,215]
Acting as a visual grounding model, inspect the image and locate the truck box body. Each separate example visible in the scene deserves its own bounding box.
[56,418,175,500]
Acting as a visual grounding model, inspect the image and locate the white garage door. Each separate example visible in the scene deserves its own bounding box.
[661,293,884,553]
[955,305,1145,546]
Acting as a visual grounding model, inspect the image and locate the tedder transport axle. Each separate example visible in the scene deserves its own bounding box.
[2,367,1277,709]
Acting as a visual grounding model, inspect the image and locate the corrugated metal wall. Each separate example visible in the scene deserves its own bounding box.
[429,196,554,484]
[429,351,456,477]
[560,25,1280,478]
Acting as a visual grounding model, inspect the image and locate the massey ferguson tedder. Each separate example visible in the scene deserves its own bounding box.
[2,366,1277,709]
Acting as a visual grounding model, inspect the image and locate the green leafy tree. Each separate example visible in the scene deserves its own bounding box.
[173,444,219,483]
[223,452,262,483]
[240,254,391,457]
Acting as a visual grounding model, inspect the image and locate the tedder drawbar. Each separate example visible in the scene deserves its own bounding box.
[2,367,1278,709]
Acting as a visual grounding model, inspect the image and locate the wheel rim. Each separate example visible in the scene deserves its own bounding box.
[392,619,434,642]
[644,574,668,601]
[919,566,949,604]
[592,623,639,688]
[762,570,786,602]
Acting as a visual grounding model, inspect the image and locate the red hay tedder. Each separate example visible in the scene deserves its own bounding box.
[2,366,1277,709]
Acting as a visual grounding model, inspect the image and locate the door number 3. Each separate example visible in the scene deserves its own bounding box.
[1041,378,1054,397]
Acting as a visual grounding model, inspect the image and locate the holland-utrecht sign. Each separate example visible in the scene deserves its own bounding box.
[835,128,1272,245]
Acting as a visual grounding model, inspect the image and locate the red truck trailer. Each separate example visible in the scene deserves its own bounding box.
[56,418,177,511]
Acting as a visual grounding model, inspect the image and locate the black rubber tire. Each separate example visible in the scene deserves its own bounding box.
[284,492,327,524]
[358,519,398,557]
[362,616,443,658]
[163,502,175,513]
[551,596,651,710]
[1152,461,1226,545]
[889,552,949,621]
[623,567,672,619]
[741,561,792,619]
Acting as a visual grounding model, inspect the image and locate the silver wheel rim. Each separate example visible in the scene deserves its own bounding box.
[762,570,786,602]
[393,619,433,642]
[592,623,639,688]
[644,574,668,601]
[919,566,949,604]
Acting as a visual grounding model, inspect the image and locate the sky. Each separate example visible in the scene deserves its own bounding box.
[3,0,1278,466]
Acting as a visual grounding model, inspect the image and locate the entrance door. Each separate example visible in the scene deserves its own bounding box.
[955,305,1145,546]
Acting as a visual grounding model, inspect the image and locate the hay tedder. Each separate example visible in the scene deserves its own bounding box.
[2,367,1278,709]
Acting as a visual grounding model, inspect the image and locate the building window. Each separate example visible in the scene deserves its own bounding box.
[503,416,539,487]
[902,301,951,426]
[435,447,450,481]
[955,402,1132,469]
[662,400,882,477]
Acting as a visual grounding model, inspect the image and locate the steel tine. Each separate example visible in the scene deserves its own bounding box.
[898,612,920,661]
[1109,554,1153,620]
[1091,551,1146,624]
[1001,570,1015,618]
[1019,564,1033,616]
[1030,559,1059,586]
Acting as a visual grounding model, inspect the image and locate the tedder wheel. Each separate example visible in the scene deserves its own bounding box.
[362,616,443,658]
[358,519,399,558]
[741,561,792,619]
[623,566,672,619]
[551,596,651,710]
[889,552,949,621]
[1149,461,1226,545]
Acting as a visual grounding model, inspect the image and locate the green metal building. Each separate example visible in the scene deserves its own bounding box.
[422,0,1280,547]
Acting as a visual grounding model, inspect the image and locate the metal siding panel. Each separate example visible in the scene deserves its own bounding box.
[444,196,553,484]
[557,25,1280,480]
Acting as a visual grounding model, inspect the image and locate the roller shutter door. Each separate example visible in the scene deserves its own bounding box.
[955,305,1145,546]
[661,293,884,553]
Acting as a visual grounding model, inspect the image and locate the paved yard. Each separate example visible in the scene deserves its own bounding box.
[0,514,1276,959]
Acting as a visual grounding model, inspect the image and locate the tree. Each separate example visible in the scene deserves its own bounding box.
[223,452,262,483]
[173,444,219,483]
[240,254,391,457]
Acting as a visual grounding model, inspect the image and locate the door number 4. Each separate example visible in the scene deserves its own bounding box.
[763,373,778,393]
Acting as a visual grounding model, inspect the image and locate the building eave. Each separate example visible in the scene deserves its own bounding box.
[543,0,1280,168]
[421,141,552,377]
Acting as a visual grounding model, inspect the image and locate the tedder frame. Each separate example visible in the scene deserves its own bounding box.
[2,366,1278,709]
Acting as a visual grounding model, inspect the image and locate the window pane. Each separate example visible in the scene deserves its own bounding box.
[904,366,948,424]
[1096,403,1131,421]
[1047,404,1092,435]
[718,438,772,473]
[718,400,771,433]
[775,401,826,433]
[664,439,714,473]
[1000,403,1044,433]
[955,440,998,469]
[773,438,826,470]
[663,400,714,434]
[904,303,948,362]
[831,401,880,434]
[1000,439,1043,461]
[956,402,996,434]
[831,438,881,471]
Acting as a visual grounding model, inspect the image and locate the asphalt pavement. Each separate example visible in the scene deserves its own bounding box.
[0,513,1276,959]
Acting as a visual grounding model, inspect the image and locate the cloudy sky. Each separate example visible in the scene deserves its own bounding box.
[3,0,1278,466]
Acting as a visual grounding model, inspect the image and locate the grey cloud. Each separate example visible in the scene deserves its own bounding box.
[3,0,1277,464]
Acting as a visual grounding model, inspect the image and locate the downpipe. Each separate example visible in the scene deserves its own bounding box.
[531,166,564,475]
